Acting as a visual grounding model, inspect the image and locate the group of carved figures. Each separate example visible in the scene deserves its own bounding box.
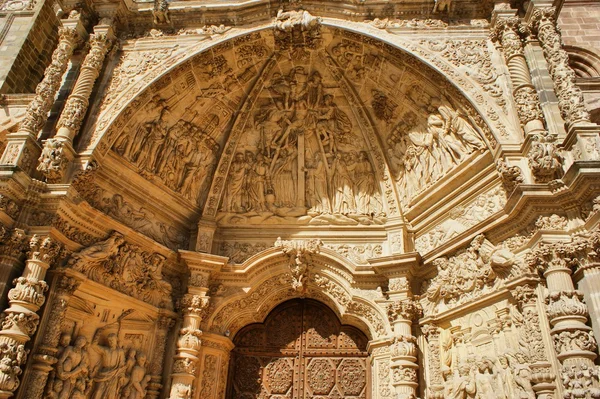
[113,98,218,203]
[45,333,150,399]
[388,101,486,202]
[221,67,383,217]
[441,354,535,399]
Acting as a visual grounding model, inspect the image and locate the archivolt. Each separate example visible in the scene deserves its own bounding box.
[84,19,506,167]
[206,249,390,340]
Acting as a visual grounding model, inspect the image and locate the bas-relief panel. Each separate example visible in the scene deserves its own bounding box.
[96,26,496,231]
[424,302,540,399]
[213,27,493,226]
[46,303,166,399]
[109,33,271,208]
[415,186,507,254]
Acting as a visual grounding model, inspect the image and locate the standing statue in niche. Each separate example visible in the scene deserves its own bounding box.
[218,66,385,225]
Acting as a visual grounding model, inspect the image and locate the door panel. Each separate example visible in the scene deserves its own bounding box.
[227,299,369,399]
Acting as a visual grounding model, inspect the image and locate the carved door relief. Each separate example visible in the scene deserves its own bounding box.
[227,299,370,399]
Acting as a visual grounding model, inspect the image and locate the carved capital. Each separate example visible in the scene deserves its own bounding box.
[28,235,62,265]
[7,277,48,307]
[387,299,422,322]
[546,290,588,321]
[179,294,210,316]
[491,17,525,58]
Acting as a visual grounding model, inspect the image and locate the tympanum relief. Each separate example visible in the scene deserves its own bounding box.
[217,63,386,226]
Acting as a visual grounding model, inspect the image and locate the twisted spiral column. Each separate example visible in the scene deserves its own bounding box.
[529,7,590,127]
[0,24,79,169]
[491,16,546,136]
[37,22,114,183]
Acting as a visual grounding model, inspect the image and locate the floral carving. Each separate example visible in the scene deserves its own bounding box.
[19,27,78,137]
[37,138,68,183]
[529,7,590,126]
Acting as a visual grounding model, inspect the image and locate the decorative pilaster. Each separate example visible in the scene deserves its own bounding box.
[0,20,81,171]
[528,7,590,127]
[147,314,175,399]
[527,242,600,398]
[511,283,556,398]
[387,298,421,399]
[0,236,61,399]
[421,324,443,399]
[169,292,209,399]
[167,251,226,399]
[38,21,115,183]
[20,274,81,399]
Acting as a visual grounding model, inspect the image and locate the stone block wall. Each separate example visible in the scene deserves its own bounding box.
[558,0,600,54]
[0,0,58,94]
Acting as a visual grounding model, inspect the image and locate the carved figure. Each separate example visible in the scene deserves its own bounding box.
[68,232,124,276]
[122,353,151,399]
[389,101,486,203]
[274,9,320,31]
[152,0,170,24]
[474,358,497,399]
[513,365,535,399]
[451,363,476,399]
[90,333,126,399]
[55,336,89,399]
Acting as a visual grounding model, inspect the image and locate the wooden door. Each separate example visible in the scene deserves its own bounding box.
[227,299,369,399]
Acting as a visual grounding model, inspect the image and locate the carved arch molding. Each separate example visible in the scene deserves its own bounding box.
[227,298,370,399]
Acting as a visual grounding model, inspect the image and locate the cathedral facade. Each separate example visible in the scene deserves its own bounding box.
[0,0,599,398]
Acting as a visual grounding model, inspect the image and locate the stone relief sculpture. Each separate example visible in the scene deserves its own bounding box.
[217,64,385,226]
[45,332,151,399]
[421,235,528,314]
[68,232,172,309]
[112,101,219,205]
[387,99,487,205]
